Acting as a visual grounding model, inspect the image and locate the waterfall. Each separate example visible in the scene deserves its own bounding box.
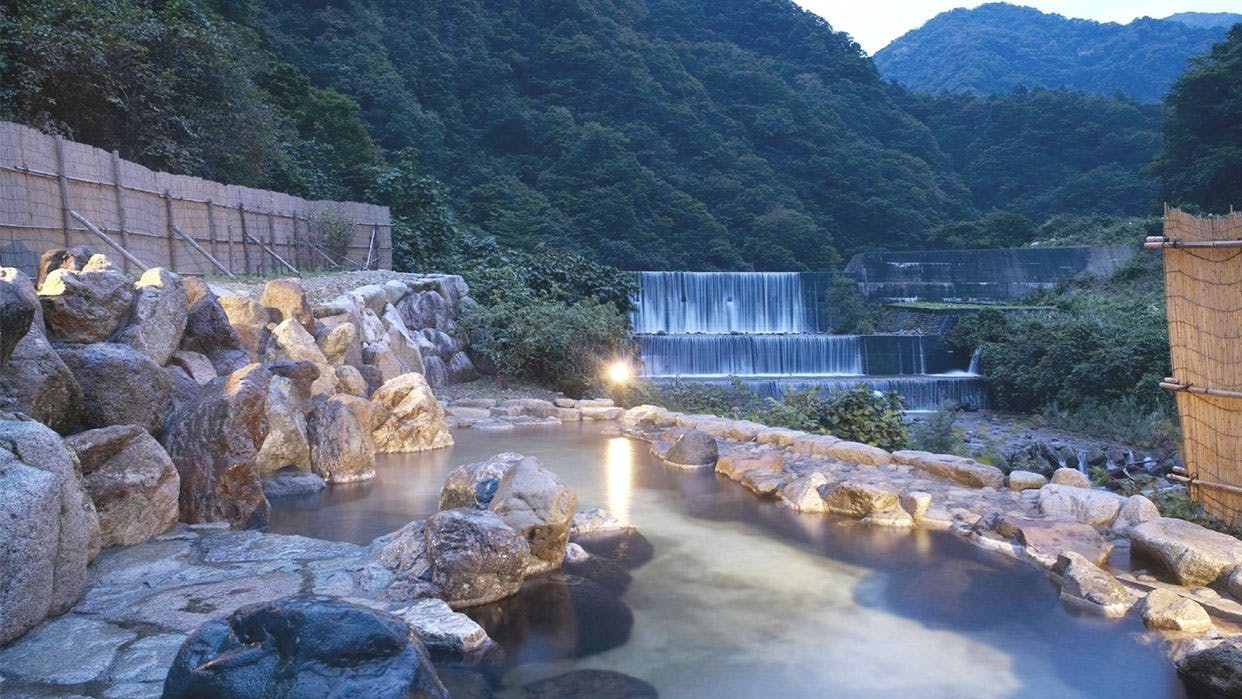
[631,271,991,410]
[968,347,983,375]
[631,272,813,334]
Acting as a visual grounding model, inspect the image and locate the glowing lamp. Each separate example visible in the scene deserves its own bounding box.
[607,360,631,384]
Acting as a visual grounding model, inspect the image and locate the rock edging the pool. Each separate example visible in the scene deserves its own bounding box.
[619,403,1242,694]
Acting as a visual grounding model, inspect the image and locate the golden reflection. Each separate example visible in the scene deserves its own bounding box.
[605,437,633,523]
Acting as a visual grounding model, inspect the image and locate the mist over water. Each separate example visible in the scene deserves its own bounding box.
[269,424,1185,698]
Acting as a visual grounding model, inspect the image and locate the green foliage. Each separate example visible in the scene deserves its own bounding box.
[894,86,1162,222]
[825,277,877,333]
[461,297,630,398]
[807,384,908,451]
[910,402,967,455]
[874,3,1232,102]
[308,207,353,255]
[1149,487,1242,538]
[1152,25,1242,213]
[1039,399,1179,451]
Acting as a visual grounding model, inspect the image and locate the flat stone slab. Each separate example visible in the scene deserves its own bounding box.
[200,530,363,563]
[126,571,304,632]
[0,615,135,684]
[1130,517,1242,587]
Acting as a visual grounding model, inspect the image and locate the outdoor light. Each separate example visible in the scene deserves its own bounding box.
[608,360,631,384]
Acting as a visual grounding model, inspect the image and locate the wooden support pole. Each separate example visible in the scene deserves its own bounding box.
[244,232,299,276]
[238,204,252,275]
[1160,379,1242,400]
[69,210,148,271]
[162,190,176,269]
[1144,238,1242,249]
[172,224,235,279]
[206,199,219,263]
[53,135,72,248]
[109,151,130,273]
[266,210,277,278]
[364,224,377,270]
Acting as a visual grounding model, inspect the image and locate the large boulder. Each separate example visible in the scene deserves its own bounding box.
[217,295,272,360]
[180,278,247,374]
[316,321,358,366]
[439,452,523,511]
[162,363,271,528]
[893,450,1003,488]
[65,424,179,547]
[254,376,311,476]
[260,278,314,333]
[781,471,832,513]
[446,352,477,384]
[112,267,188,366]
[822,481,900,518]
[0,416,101,644]
[34,245,93,290]
[0,266,37,370]
[370,372,452,453]
[664,429,718,469]
[490,457,577,573]
[425,508,532,608]
[1178,638,1242,698]
[0,269,83,432]
[1130,517,1242,586]
[1037,483,1125,527]
[57,342,171,434]
[1140,588,1214,634]
[38,254,133,343]
[1051,551,1134,617]
[308,394,378,484]
[263,319,337,396]
[162,595,447,699]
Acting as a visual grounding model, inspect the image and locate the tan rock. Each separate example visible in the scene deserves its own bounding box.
[1007,470,1048,491]
[823,481,900,518]
[169,350,217,386]
[716,451,783,480]
[254,376,311,476]
[782,472,831,512]
[1051,467,1091,488]
[1131,517,1242,586]
[263,319,337,396]
[218,295,271,359]
[899,490,932,522]
[894,450,1004,488]
[335,364,369,398]
[113,267,188,366]
[317,322,357,366]
[1052,551,1135,617]
[371,372,453,453]
[65,425,179,547]
[1038,484,1125,526]
[260,278,314,332]
[1113,494,1160,534]
[38,255,132,343]
[308,394,376,484]
[740,469,787,497]
[1141,588,1214,634]
[756,427,805,447]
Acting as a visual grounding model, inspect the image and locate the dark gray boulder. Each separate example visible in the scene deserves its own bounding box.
[0,269,83,433]
[57,342,171,435]
[1178,639,1242,699]
[112,267,188,366]
[425,508,531,608]
[161,594,447,699]
[35,245,93,290]
[38,255,133,343]
[524,670,657,699]
[664,430,718,468]
[0,267,37,371]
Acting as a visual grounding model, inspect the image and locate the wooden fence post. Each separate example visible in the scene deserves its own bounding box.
[238,203,252,275]
[266,210,277,278]
[206,199,219,264]
[53,135,72,248]
[109,151,130,273]
[162,191,176,270]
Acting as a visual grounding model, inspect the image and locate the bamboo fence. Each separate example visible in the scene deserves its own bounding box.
[1147,206,1242,525]
[0,121,391,279]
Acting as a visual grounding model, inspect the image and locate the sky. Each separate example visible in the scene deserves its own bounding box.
[795,1,1242,54]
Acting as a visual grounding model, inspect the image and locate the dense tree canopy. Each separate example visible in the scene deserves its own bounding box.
[1151,25,1242,213]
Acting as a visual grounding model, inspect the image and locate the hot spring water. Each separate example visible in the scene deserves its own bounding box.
[631,272,990,409]
[268,424,1184,698]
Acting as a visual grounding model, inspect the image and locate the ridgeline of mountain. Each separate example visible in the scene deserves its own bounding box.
[1164,12,1242,29]
[873,3,1233,102]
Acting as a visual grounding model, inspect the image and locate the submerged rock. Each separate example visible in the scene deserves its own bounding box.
[489,457,576,573]
[523,670,657,699]
[162,594,447,699]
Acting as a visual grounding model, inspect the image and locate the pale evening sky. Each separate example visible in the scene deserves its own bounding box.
[795,1,1242,54]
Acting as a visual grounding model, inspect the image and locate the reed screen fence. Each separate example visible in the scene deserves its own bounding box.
[1148,206,1242,525]
[0,121,391,279]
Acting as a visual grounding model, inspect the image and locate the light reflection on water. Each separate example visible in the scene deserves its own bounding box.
[267,422,1186,699]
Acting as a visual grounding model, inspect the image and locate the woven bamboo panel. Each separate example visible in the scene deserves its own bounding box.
[1160,207,1242,524]
[0,121,392,278]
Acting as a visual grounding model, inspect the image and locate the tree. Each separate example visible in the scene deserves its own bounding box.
[1152,25,1242,213]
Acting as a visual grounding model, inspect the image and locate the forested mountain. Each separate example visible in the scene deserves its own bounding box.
[874,3,1233,103]
[3,0,1209,271]
[1165,12,1242,29]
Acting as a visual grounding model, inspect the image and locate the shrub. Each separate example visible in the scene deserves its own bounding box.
[461,296,630,397]
[910,402,966,455]
[812,384,908,451]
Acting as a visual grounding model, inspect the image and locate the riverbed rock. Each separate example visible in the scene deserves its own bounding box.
[263,319,337,396]
[308,394,377,484]
[0,266,37,370]
[0,269,82,432]
[523,670,658,699]
[491,457,577,573]
[162,363,271,528]
[716,451,783,480]
[664,429,718,469]
[1007,470,1048,491]
[1050,467,1092,488]
[1130,517,1242,586]
[254,376,311,476]
[1037,483,1125,526]
[112,267,188,366]
[370,372,453,453]
[425,508,532,608]
[162,594,447,699]
[57,342,171,434]
[180,279,246,373]
[823,481,900,518]
[1141,588,1214,634]
[1051,551,1135,617]
[260,278,314,333]
[0,417,101,644]
[38,255,133,343]
[894,450,1003,488]
[65,424,178,547]
[1177,638,1242,698]
[217,295,271,360]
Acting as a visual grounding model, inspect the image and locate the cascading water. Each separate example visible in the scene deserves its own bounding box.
[632,271,991,410]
